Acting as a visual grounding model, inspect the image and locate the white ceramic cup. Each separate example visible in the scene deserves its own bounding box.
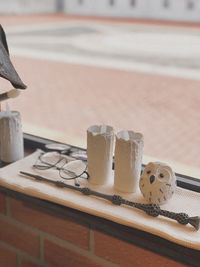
[87,125,114,185]
[114,130,144,193]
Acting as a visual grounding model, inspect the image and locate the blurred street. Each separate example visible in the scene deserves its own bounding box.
[0,14,199,177]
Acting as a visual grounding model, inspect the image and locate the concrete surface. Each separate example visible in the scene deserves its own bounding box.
[0,14,199,177]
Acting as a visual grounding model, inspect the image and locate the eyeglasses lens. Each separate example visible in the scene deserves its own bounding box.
[41,152,62,165]
[34,152,64,170]
[60,160,87,179]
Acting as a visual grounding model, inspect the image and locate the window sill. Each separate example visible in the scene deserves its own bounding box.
[0,133,199,266]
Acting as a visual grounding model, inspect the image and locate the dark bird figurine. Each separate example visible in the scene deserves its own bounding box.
[0,25,26,89]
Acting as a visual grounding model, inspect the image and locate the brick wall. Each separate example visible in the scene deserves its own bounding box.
[0,0,56,14]
[64,0,200,23]
[0,191,186,267]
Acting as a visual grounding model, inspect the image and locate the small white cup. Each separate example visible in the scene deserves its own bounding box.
[114,130,144,193]
[87,125,114,185]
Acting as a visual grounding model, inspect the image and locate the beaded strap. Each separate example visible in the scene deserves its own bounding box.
[20,171,200,230]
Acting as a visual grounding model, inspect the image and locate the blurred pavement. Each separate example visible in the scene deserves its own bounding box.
[0,14,199,177]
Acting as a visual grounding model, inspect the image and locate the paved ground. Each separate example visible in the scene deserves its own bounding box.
[0,14,199,177]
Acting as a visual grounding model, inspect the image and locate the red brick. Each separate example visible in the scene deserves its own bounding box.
[0,218,40,258]
[0,243,18,267]
[44,239,104,267]
[10,197,89,249]
[21,258,42,267]
[0,192,6,214]
[94,231,187,267]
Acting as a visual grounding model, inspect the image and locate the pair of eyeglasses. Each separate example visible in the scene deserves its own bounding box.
[33,151,89,186]
[45,143,87,161]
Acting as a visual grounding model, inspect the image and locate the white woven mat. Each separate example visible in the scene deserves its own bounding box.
[0,150,199,250]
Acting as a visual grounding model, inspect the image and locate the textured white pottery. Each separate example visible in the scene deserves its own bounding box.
[87,125,114,185]
[114,130,144,193]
